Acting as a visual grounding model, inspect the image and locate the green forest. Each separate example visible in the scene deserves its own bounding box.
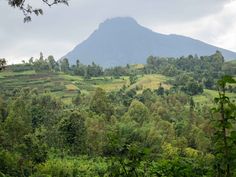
[0,51,236,177]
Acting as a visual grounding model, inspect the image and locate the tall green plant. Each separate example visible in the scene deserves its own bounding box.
[212,76,236,177]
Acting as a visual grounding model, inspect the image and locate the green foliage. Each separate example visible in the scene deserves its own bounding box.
[30,93,62,129]
[107,144,150,177]
[71,61,104,78]
[58,112,87,155]
[182,81,204,96]
[60,58,70,73]
[0,149,20,177]
[104,66,129,77]
[212,75,236,177]
[90,88,113,118]
[86,115,107,155]
[19,134,48,165]
[72,92,81,106]
[34,156,108,177]
[4,97,32,149]
[156,83,165,96]
[129,74,138,85]
[105,119,150,176]
[127,100,149,124]
[0,96,7,122]
[0,58,6,71]
[0,52,236,176]
[223,60,236,76]
[149,157,213,177]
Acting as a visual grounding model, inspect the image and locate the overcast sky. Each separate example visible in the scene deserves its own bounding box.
[0,0,236,64]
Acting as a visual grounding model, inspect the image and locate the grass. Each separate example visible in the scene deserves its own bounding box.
[131,64,144,69]
[66,84,78,91]
[0,71,168,103]
[95,77,129,91]
[130,74,171,90]
[0,70,35,78]
[95,74,170,92]
[193,89,236,105]
[59,73,83,82]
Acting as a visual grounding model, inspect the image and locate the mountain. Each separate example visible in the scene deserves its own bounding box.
[63,17,236,67]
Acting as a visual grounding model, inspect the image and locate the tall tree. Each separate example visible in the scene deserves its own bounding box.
[156,83,165,96]
[90,88,113,118]
[213,76,236,177]
[4,98,32,149]
[60,58,70,73]
[0,58,6,71]
[127,99,149,124]
[47,55,58,71]
[58,112,87,155]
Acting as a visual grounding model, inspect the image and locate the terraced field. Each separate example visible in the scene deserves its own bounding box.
[193,89,236,105]
[0,70,235,105]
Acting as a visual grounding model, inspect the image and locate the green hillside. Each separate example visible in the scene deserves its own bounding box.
[1,70,235,105]
[1,53,236,177]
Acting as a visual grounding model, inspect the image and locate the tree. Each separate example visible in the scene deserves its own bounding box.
[90,88,113,118]
[156,83,165,96]
[129,74,138,85]
[127,100,149,124]
[105,121,150,176]
[19,134,48,176]
[182,81,203,96]
[203,77,215,89]
[138,88,155,105]
[211,51,224,72]
[33,55,50,72]
[7,0,69,22]
[47,55,58,71]
[0,97,7,123]
[76,59,80,68]
[212,76,236,177]
[58,112,87,155]
[0,58,6,71]
[72,92,82,106]
[4,98,32,149]
[86,62,103,77]
[60,58,70,73]
[30,94,62,129]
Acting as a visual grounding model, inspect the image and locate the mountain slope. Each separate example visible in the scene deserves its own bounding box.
[63,17,236,66]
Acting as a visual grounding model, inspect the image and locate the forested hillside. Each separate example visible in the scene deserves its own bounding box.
[0,52,236,177]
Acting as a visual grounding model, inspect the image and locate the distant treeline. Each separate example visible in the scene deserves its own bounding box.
[7,51,236,95]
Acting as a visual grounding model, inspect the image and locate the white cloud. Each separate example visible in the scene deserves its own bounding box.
[213,1,236,51]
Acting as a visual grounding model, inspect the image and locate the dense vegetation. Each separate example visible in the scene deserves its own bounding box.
[0,52,236,177]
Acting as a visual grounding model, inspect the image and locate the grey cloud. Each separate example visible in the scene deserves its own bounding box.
[0,0,232,63]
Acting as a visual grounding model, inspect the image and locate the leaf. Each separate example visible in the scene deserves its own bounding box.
[231,131,236,140]
[33,10,39,16]
[222,75,236,84]
[214,98,220,103]
[24,16,31,23]
[38,9,43,15]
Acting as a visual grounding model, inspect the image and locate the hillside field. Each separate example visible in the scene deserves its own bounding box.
[1,70,235,105]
